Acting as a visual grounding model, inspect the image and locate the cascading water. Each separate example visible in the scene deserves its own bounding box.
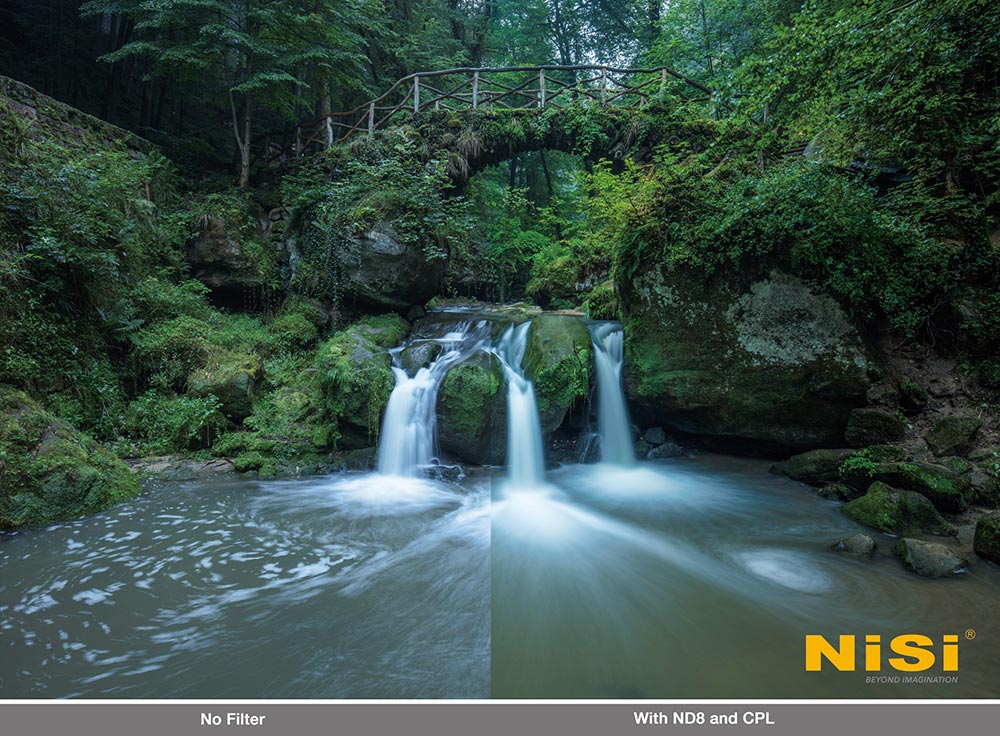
[588,322,636,466]
[376,320,490,477]
[492,322,546,489]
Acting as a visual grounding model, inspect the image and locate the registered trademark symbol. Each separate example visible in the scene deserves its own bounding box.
[965,629,976,640]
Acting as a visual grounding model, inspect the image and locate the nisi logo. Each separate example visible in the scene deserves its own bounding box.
[805,634,959,672]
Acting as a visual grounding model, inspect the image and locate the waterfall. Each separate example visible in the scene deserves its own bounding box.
[376,321,489,477]
[493,322,546,489]
[589,322,635,466]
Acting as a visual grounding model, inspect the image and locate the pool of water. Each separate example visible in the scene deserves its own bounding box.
[2,455,997,698]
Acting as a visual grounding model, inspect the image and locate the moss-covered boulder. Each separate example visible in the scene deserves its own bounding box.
[845,408,907,447]
[842,481,955,536]
[925,414,981,457]
[894,538,968,577]
[0,386,141,530]
[620,268,874,448]
[973,513,1000,564]
[188,352,262,421]
[872,461,973,512]
[315,314,410,449]
[770,448,854,485]
[437,353,507,465]
[523,314,591,436]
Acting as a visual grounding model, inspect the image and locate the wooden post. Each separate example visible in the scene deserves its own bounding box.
[601,66,608,103]
[660,68,667,98]
[368,102,375,137]
[325,117,333,148]
[413,75,420,113]
[472,71,479,109]
[295,125,301,154]
[539,69,546,108]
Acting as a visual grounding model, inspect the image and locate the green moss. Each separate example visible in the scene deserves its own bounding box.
[523,315,591,434]
[437,354,507,465]
[842,481,954,536]
[0,386,141,529]
[845,408,908,447]
[974,513,1000,564]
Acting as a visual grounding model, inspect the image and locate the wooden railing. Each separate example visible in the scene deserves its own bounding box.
[258,65,713,166]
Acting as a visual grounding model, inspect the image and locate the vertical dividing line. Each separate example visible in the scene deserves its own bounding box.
[413,75,420,113]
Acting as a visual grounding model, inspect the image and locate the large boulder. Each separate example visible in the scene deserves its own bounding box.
[925,414,981,457]
[523,314,591,437]
[973,513,1000,564]
[844,461,974,513]
[620,268,874,448]
[842,481,954,537]
[894,538,968,577]
[342,224,446,310]
[845,408,907,447]
[437,353,507,465]
[770,448,854,485]
[314,315,410,449]
[0,386,141,530]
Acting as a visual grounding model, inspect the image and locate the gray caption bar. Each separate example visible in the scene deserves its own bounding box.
[1,703,996,736]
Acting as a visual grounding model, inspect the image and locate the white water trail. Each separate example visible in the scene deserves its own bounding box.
[589,322,635,467]
[376,321,489,477]
[492,322,546,490]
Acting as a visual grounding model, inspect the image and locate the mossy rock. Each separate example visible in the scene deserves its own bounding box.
[437,353,507,465]
[973,513,1000,564]
[845,408,907,448]
[925,414,981,457]
[0,386,141,530]
[893,538,967,577]
[842,481,955,537]
[523,314,591,436]
[277,295,329,328]
[818,483,864,502]
[770,448,854,485]
[187,352,261,421]
[619,268,873,448]
[870,461,974,512]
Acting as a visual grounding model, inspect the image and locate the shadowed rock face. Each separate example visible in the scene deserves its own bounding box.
[342,224,446,311]
[620,267,876,449]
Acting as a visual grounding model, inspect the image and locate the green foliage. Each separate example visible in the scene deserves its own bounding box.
[120,391,227,456]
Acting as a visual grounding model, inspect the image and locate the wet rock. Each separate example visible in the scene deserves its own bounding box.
[818,483,863,502]
[340,447,377,471]
[833,533,876,557]
[968,447,999,463]
[894,538,967,577]
[973,513,1000,564]
[845,408,908,447]
[634,439,651,457]
[399,341,442,375]
[620,268,873,448]
[0,386,141,530]
[643,426,667,445]
[647,441,684,460]
[131,457,236,480]
[841,481,955,537]
[770,448,854,485]
[437,352,507,465]
[523,314,591,437]
[425,462,464,482]
[956,524,976,547]
[315,315,410,450]
[925,414,981,457]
